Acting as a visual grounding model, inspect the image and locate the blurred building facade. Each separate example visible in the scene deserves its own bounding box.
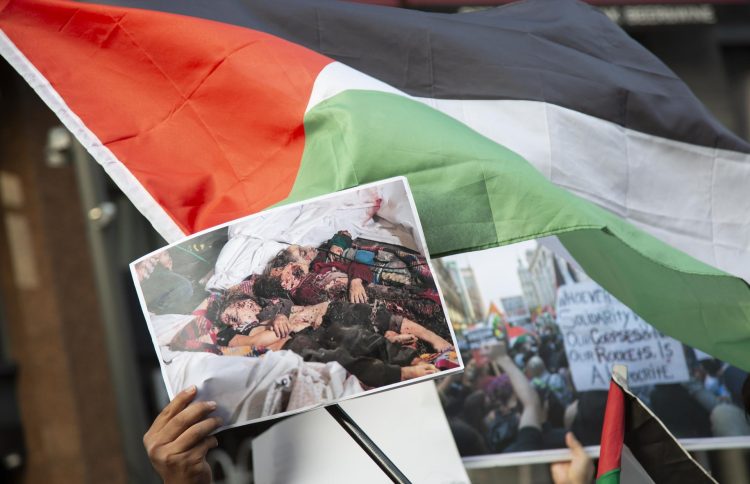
[459,267,486,323]
[516,244,586,313]
[432,258,470,330]
[441,260,478,323]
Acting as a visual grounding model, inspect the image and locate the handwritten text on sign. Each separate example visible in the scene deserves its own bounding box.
[556,281,689,391]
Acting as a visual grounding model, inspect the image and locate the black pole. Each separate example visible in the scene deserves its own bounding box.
[326,404,412,484]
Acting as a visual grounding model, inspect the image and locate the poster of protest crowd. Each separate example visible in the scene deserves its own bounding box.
[434,240,750,462]
[131,178,461,429]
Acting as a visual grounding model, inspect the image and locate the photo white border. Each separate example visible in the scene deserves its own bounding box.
[461,436,750,469]
[129,176,464,430]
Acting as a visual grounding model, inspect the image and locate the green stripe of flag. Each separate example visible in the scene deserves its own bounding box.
[283,89,750,371]
[596,468,621,484]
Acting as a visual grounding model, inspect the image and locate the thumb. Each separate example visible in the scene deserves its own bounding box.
[565,432,586,456]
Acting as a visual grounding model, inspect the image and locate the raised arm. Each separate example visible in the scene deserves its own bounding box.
[490,341,542,430]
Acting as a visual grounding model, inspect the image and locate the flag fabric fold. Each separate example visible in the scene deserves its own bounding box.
[1,0,750,371]
[597,368,717,484]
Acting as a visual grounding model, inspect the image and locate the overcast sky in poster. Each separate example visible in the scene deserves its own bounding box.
[438,240,538,310]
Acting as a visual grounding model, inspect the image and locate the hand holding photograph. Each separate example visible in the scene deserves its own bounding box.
[131,178,462,429]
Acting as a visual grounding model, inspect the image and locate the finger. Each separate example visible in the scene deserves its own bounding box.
[161,401,218,444]
[151,386,197,433]
[183,436,219,464]
[170,416,223,454]
[159,437,217,477]
[565,432,582,450]
[274,325,282,338]
[565,432,586,457]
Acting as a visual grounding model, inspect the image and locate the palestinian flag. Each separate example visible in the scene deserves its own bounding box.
[486,302,503,326]
[597,368,716,484]
[503,323,532,349]
[2,0,750,371]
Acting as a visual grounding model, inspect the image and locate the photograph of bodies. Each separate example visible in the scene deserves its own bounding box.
[131,178,461,427]
[434,240,750,463]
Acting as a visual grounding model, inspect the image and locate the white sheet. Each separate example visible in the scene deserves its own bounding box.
[161,348,363,426]
[206,183,422,291]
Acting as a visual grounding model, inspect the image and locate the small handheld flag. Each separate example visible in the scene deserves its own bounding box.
[596,365,716,484]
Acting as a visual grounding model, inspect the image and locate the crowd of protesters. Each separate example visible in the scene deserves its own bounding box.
[438,317,750,457]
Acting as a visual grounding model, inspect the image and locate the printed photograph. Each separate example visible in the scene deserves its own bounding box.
[434,240,750,460]
[131,178,461,428]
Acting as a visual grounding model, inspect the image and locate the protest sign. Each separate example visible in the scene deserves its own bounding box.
[556,280,689,392]
[464,326,498,350]
[464,326,500,367]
